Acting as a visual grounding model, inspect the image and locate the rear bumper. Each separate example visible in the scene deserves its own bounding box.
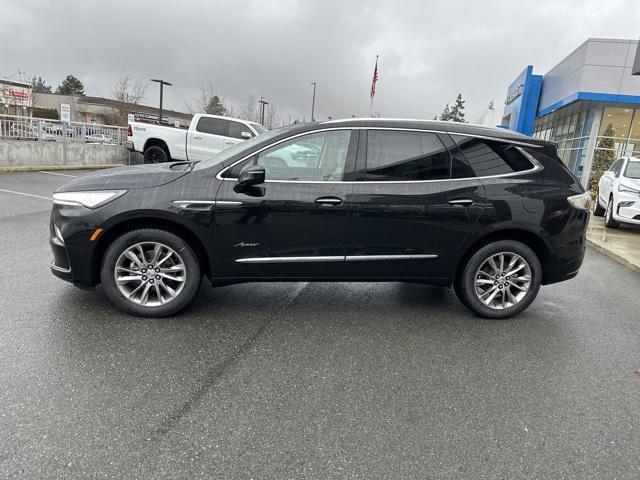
[126,140,135,152]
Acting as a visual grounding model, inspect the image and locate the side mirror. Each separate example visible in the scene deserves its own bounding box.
[234,165,265,192]
[241,131,252,139]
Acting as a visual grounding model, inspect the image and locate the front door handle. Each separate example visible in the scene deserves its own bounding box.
[315,196,343,206]
[224,140,234,145]
[449,198,474,207]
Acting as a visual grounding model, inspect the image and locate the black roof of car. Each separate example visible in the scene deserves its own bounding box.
[275,118,549,146]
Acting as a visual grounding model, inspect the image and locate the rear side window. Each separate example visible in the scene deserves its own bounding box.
[364,130,450,181]
[196,117,228,136]
[228,121,253,140]
[451,135,534,176]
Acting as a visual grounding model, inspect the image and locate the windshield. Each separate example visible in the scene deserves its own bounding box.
[251,123,269,134]
[192,125,289,171]
[624,159,640,179]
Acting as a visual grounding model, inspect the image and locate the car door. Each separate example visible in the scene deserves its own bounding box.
[212,128,358,278]
[188,117,228,161]
[345,129,486,280]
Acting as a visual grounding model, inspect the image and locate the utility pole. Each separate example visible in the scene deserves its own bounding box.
[310,82,317,122]
[150,79,172,125]
[258,97,269,125]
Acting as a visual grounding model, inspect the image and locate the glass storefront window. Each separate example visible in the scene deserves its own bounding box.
[599,107,633,139]
[630,109,640,141]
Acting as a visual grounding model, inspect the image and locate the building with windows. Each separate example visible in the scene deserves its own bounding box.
[0,79,32,116]
[501,38,640,187]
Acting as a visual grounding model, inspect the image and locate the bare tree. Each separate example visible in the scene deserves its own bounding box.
[187,82,229,115]
[238,95,260,123]
[264,103,284,129]
[111,76,147,105]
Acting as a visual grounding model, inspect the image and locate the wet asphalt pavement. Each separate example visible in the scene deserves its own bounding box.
[0,170,639,479]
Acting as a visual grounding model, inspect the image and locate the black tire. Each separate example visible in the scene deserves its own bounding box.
[144,145,169,164]
[593,189,605,216]
[604,196,619,229]
[100,229,201,317]
[454,240,542,319]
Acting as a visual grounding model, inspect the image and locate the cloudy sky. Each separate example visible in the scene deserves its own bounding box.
[2,0,640,123]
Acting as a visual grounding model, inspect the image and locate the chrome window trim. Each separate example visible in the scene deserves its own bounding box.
[235,254,438,264]
[215,127,543,184]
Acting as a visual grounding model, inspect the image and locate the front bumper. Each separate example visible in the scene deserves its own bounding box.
[50,235,73,281]
[613,192,640,225]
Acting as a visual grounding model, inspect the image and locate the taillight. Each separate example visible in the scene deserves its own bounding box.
[127,124,132,137]
[567,192,592,211]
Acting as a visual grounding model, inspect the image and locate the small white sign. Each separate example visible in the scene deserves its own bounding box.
[127,113,135,124]
[60,103,71,123]
[174,120,180,128]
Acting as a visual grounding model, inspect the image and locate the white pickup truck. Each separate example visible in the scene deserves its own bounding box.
[126,114,268,163]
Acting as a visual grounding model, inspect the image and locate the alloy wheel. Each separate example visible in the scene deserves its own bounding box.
[474,252,532,310]
[114,241,186,306]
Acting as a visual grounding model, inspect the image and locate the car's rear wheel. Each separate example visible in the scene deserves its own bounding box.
[604,196,619,228]
[100,229,201,317]
[455,240,541,319]
[593,189,605,216]
[144,145,169,164]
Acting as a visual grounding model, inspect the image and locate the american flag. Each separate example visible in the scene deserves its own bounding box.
[370,56,379,99]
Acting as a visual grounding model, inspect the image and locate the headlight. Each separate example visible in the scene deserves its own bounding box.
[618,183,640,194]
[52,190,127,208]
[567,192,591,211]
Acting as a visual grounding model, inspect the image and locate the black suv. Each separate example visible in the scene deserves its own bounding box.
[50,119,590,319]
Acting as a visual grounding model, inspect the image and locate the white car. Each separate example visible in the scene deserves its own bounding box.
[594,156,640,228]
[127,114,268,164]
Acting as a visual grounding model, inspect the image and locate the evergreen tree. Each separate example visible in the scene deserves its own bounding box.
[589,124,617,193]
[449,93,466,122]
[205,95,227,115]
[31,76,52,94]
[55,75,85,95]
[439,103,451,121]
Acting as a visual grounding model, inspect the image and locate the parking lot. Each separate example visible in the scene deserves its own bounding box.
[1,170,639,478]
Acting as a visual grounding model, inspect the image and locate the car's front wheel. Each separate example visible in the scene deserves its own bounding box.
[101,229,201,317]
[593,189,605,216]
[604,196,619,228]
[455,240,541,319]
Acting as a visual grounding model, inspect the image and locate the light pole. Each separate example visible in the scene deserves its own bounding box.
[150,79,172,125]
[258,97,269,125]
[310,82,317,122]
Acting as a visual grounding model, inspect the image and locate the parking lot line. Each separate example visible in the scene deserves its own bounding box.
[0,188,52,202]
[38,171,78,178]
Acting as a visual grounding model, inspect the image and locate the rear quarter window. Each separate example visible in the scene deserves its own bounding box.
[451,135,534,176]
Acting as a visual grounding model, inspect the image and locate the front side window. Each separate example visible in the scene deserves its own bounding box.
[227,130,352,181]
[196,117,228,136]
[611,159,624,175]
[451,136,534,176]
[228,121,253,140]
[364,131,450,181]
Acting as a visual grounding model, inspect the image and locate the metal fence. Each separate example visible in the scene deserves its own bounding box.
[0,114,127,145]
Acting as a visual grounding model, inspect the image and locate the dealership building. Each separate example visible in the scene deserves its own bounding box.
[501,38,640,187]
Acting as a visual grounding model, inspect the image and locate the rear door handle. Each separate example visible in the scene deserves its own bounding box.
[315,196,343,206]
[449,198,474,207]
[193,135,203,140]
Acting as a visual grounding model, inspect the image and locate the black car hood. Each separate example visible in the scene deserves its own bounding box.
[56,163,191,192]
